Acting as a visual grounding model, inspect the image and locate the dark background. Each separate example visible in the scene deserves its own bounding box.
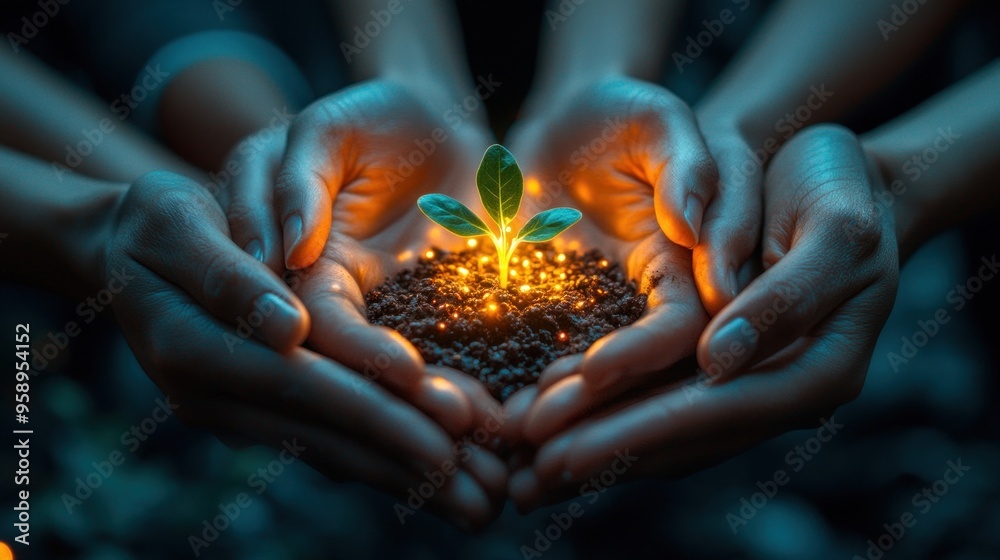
[2,0,999,558]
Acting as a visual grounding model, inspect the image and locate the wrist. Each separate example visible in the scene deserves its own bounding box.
[862,139,922,264]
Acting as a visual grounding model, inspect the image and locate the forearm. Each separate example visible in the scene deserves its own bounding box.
[0,148,122,298]
[526,0,681,113]
[697,0,965,148]
[329,0,476,116]
[0,51,195,182]
[862,60,1000,262]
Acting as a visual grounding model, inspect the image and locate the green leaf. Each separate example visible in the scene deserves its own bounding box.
[417,194,492,238]
[476,144,523,228]
[515,208,583,242]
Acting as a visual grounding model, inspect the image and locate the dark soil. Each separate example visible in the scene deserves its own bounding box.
[364,242,647,401]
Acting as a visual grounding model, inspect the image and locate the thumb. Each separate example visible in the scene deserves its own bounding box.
[651,114,718,249]
[136,177,311,351]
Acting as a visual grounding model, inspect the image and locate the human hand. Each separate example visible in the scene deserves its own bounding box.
[502,77,717,443]
[216,79,504,438]
[509,124,899,510]
[101,171,504,527]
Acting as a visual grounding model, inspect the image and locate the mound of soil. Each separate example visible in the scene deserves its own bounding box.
[365,242,646,401]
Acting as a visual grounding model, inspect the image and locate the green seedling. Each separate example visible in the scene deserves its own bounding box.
[418,144,582,289]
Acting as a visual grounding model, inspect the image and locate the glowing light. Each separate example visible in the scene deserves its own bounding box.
[512,257,520,264]
[540,272,547,280]
[576,301,585,308]
[522,260,530,268]
[458,267,470,276]
[480,256,489,264]
[467,239,478,248]
[452,312,459,319]
[505,226,512,233]
[557,253,566,263]
[558,331,568,341]
[397,249,414,262]
[425,250,435,259]
[461,286,470,293]
[559,273,566,280]
[600,259,609,267]
[488,303,498,312]
[510,269,518,278]
[520,284,530,292]
[437,322,446,330]
[526,177,542,195]
[534,251,544,259]
[554,284,563,291]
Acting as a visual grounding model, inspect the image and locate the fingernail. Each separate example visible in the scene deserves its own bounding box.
[282,214,303,268]
[253,293,304,350]
[683,195,703,247]
[727,266,739,299]
[706,317,754,380]
[244,239,264,262]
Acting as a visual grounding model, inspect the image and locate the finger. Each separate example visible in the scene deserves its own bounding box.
[296,258,426,394]
[461,444,510,508]
[130,177,309,351]
[224,133,287,272]
[499,385,538,451]
[651,111,719,249]
[408,373,475,439]
[693,141,763,315]
[536,354,583,392]
[428,365,505,445]
[194,399,496,529]
[273,118,342,270]
[579,243,706,392]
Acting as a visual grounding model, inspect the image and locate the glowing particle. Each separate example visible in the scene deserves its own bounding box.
[554,284,563,291]
[461,286,470,293]
[520,284,530,292]
[539,272,547,280]
[458,267,470,276]
[510,269,518,278]
[559,273,566,280]
[437,322,446,330]
[488,303,498,312]
[557,254,566,263]
[480,256,489,264]
[425,250,435,259]
[576,301,585,308]
[452,312,459,319]
[467,239,478,248]
[558,332,568,341]
[522,260,530,268]
[600,259,609,267]
[505,226,512,233]
[512,257,520,264]
[534,251,544,259]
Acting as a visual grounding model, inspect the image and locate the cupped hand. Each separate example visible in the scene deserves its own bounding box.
[102,171,504,528]
[216,79,505,439]
[509,124,899,511]
[502,77,717,444]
